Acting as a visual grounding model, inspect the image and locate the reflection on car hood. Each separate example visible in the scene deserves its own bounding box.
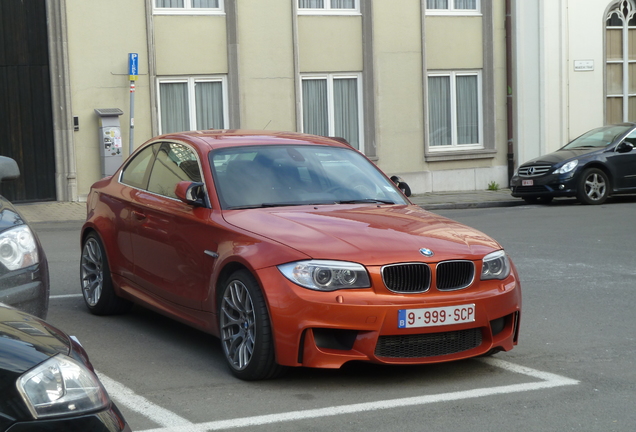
[0,196,26,233]
[521,148,602,166]
[0,304,69,374]
[223,205,501,265]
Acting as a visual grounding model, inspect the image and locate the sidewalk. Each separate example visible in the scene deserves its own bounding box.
[14,188,522,224]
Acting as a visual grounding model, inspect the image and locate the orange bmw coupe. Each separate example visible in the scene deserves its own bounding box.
[80,130,521,380]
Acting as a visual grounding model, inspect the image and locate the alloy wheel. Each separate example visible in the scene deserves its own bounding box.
[80,237,104,307]
[220,280,256,371]
[583,172,607,202]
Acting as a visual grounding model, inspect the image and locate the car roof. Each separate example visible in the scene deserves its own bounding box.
[150,130,354,151]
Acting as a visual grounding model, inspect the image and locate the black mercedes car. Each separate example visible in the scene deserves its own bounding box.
[0,302,131,431]
[0,156,49,318]
[511,123,636,204]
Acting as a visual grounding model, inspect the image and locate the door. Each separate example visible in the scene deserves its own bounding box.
[129,142,217,309]
[0,0,56,202]
[608,133,636,191]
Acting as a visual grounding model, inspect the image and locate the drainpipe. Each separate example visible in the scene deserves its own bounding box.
[506,0,514,185]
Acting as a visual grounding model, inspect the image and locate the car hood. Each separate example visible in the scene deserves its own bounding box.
[521,148,603,166]
[223,205,501,265]
[0,304,69,374]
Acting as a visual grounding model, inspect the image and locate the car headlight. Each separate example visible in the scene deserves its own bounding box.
[17,354,109,419]
[481,250,511,280]
[0,225,39,271]
[278,260,371,291]
[554,160,578,174]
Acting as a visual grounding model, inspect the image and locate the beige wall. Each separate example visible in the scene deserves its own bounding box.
[372,0,425,174]
[298,16,363,72]
[154,16,228,75]
[426,17,483,70]
[236,0,296,131]
[66,0,152,198]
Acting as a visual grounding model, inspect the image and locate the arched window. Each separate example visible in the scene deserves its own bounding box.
[606,0,636,123]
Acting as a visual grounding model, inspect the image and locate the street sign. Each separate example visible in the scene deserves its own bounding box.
[128,53,138,81]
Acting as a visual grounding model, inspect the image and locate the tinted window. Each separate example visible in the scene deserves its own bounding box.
[211,145,407,209]
[562,125,633,149]
[120,144,157,189]
[147,142,202,199]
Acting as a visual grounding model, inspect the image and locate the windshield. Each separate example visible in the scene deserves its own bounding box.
[210,145,409,209]
[562,125,632,150]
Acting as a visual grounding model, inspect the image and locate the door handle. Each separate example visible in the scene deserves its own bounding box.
[132,210,147,221]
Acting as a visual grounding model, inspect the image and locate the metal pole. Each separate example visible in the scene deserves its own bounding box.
[129,80,135,155]
[506,0,515,185]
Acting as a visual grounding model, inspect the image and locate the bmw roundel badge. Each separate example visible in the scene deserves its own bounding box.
[419,248,434,257]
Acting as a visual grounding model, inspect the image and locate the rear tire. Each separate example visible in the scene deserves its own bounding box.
[80,233,132,315]
[576,168,609,205]
[219,269,286,380]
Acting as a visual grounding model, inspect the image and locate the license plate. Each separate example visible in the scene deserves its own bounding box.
[522,179,534,186]
[398,304,475,329]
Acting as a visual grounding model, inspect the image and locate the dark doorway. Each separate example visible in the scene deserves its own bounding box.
[0,0,56,202]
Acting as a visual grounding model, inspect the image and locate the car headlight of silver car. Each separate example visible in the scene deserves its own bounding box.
[17,354,109,419]
[554,160,578,174]
[481,250,511,280]
[0,225,39,271]
[278,260,371,291]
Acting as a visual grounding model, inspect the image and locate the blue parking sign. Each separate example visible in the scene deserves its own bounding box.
[128,53,138,80]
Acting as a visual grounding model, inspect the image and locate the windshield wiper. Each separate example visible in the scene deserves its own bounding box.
[335,199,396,205]
[228,202,331,210]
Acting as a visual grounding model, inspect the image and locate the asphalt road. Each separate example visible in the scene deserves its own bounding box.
[34,199,636,431]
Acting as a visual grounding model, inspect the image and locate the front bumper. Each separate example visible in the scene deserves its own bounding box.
[6,403,131,432]
[510,172,578,198]
[0,263,50,319]
[257,265,522,369]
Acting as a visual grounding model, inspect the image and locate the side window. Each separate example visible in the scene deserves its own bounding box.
[120,145,157,189]
[147,142,202,199]
[625,129,636,146]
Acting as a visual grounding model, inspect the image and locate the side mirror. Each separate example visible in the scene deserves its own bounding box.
[390,175,412,197]
[0,156,20,182]
[175,181,206,207]
[616,141,634,153]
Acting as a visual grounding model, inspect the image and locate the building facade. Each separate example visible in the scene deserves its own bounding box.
[512,0,635,167]
[9,0,510,202]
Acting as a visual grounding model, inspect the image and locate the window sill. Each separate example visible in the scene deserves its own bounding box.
[425,11,482,17]
[153,9,226,16]
[425,148,496,162]
[297,10,361,16]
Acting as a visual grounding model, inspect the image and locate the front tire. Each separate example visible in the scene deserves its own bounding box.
[80,232,132,315]
[577,168,609,205]
[219,270,286,380]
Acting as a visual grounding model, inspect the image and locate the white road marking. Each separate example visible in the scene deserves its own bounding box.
[98,358,579,432]
[96,372,196,429]
[50,293,83,299]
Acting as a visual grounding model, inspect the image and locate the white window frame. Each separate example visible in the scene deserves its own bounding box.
[300,72,365,152]
[425,0,481,16]
[427,70,483,151]
[297,0,360,16]
[153,0,225,15]
[156,76,228,134]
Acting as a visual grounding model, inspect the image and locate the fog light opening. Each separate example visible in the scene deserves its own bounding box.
[490,317,506,336]
[313,328,358,351]
[559,184,565,190]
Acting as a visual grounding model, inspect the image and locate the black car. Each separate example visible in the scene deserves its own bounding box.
[0,302,131,431]
[511,123,636,204]
[0,156,49,318]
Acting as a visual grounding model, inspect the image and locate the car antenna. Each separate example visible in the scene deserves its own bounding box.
[263,120,272,130]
